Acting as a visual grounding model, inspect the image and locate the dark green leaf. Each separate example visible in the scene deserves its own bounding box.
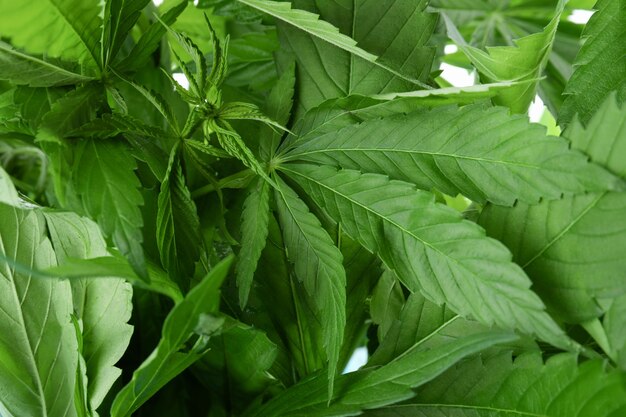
[157,145,202,289]
[110,256,233,417]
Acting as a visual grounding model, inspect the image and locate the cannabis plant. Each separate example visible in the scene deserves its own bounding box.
[0,0,625,415]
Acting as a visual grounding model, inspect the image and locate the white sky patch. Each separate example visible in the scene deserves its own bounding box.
[173,72,190,90]
[568,9,594,24]
[528,95,545,123]
[342,346,368,374]
[444,44,458,55]
[440,63,475,87]
[152,0,164,6]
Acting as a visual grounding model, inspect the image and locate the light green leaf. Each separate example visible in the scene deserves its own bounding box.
[110,256,233,417]
[479,94,626,323]
[0,165,20,206]
[0,41,94,86]
[44,254,183,303]
[369,270,404,343]
[245,331,517,417]
[156,145,202,290]
[73,139,148,281]
[218,101,291,134]
[0,204,78,417]
[560,0,626,126]
[262,0,436,116]
[368,352,626,417]
[44,211,134,413]
[285,105,620,206]
[281,164,574,350]
[274,175,346,394]
[0,0,103,68]
[102,0,151,66]
[442,0,567,113]
[236,178,270,307]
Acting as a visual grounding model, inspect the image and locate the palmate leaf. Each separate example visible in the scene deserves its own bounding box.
[284,104,620,206]
[274,175,346,394]
[111,256,233,417]
[44,211,133,413]
[0,41,94,87]
[157,145,202,290]
[256,0,436,117]
[559,0,626,126]
[236,178,270,307]
[73,139,148,281]
[0,204,78,417]
[244,331,517,417]
[0,0,102,68]
[479,95,626,323]
[442,0,566,113]
[102,0,152,67]
[281,164,573,350]
[367,352,626,417]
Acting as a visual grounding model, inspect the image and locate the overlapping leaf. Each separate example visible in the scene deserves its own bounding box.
[74,139,148,281]
[157,146,202,289]
[247,0,436,116]
[442,0,566,113]
[281,164,573,350]
[44,211,134,413]
[102,0,152,66]
[274,175,346,393]
[244,331,516,417]
[0,204,78,417]
[479,95,626,322]
[560,0,626,126]
[111,256,233,417]
[285,105,620,206]
[0,0,102,67]
[367,352,626,417]
[0,42,94,87]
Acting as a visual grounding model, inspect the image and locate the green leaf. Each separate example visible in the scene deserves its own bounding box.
[102,0,151,67]
[44,211,134,413]
[259,60,295,160]
[479,94,626,323]
[287,81,536,142]
[285,105,620,206]
[0,204,78,417]
[0,165,20,206]
[245,331,517,417]
[199,317,278,394]
[368,352,626,417]
[604,294,626,370]
[259,0,436,116]
[73,139,148,281]
[156,145,202,290]
[238,0,433,94]
[211,119,273,184]
[0,0,103,68]
[110,256,233,417]
[281,164,574,350]
[274,175,346,394]
[0,41,94,87]
[442,0,567,113]
[116,0,188,71]
[236,178,270,307]
[44,254,183,303]
[559,0,626,126]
